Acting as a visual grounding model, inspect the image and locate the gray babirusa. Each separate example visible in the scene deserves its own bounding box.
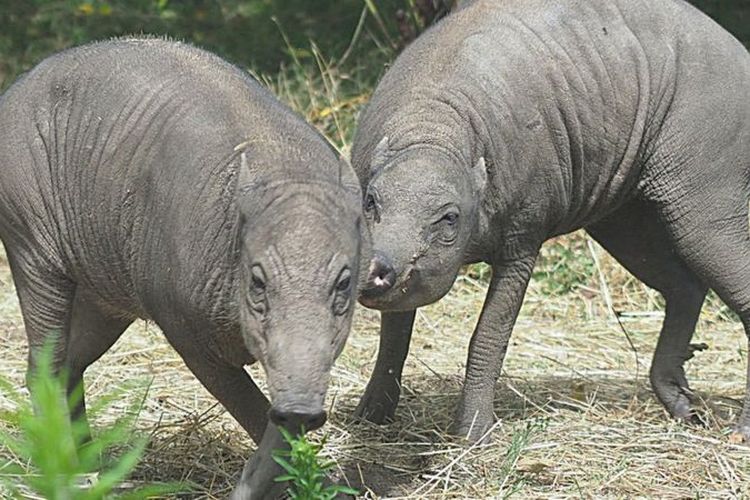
[0,37,367,498]
[352,0,750,444]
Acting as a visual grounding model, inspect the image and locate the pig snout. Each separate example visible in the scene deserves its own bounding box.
[264,331,333,433]
[268,407,328,432]
[361,251,396,297]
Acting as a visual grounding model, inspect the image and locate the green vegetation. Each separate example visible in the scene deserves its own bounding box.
[533,238,596,297]
[0,342,184,499]
[1,1,746,92]
[497,419,548,498]
[272,427,358,500]
[0,0,455,92]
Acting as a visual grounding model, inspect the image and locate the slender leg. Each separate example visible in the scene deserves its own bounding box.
[64,289,133,434]
[353,310,416,424]
[653,184,750,440]
[164,330,270,443]
[648,292,707,421]
[587,199,708,421]
[452,253,538,443]
[7,251,76,404]
[230,422,287,500]
[165,329,282,497]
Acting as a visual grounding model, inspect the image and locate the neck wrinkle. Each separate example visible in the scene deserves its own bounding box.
[382,92,478,172]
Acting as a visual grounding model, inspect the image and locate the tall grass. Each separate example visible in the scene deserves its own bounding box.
[0,342,185,499]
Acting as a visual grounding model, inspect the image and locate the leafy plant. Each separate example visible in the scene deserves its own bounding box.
[272,427,357,500]
[0,342,184,499]
[533,235,596,297]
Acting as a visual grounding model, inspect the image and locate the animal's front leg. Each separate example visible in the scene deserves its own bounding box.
[354,310,416,424]
[735,337,750,441]
[231,422,287,500]
[164,327,270,443]
[452,253,538,443]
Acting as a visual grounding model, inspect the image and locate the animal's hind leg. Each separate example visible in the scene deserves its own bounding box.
[64,289,133,435]
[7,251,75,396]
[651,177,750,440]
[587,198,708,421]
[8,251,131,441]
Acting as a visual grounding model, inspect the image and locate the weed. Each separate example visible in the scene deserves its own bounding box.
[533,237,596,297]
[0,341,185,499]
[498,418,548,498]
[273,427,358,500]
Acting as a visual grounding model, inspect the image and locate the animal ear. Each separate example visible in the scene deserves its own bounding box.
[370,136,390,172]
[473,156,488,192]
[236,150,259,194]
[356,217,373,291]
[338,155,363,201]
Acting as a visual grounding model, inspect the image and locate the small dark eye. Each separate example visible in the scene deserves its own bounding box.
[336,275,351,292]
[442,212,459,225]
[247,265,268,316]
[332,268,353,316]
[364,193,376,213]
[250,265,266,291]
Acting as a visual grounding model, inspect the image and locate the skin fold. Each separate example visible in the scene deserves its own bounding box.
[0,38,366,498]
[352,0,750,443]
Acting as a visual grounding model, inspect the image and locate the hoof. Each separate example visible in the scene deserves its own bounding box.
[669,392,707,427]
[352,389,398,425]
[681,410,708,428]
[651,366,704,425]
[666,390,708,427]
[450,415,495,445]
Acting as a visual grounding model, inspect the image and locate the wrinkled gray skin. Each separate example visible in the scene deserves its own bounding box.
[352,0,750,443]
[0,38,365,498]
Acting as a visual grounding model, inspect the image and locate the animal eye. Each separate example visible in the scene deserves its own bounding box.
[336,275,351,293]
[251,275,265,291]
[364,193,376,213]
[332,268,353,316]
[247,265,268,315]
[251,266,266,291]
[442,212,459,225]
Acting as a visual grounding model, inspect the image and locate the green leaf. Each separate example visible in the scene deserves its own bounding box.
[0,338,187,498]
[272,454,299,476]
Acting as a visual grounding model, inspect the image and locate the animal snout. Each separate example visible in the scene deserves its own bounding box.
[364,252,396,295]
[268,407,328,432]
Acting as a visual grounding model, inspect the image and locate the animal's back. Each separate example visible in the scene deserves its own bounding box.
[451,0,750,143]
[355,0,750,228]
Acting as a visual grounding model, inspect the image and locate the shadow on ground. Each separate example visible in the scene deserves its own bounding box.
[328,374,745,497]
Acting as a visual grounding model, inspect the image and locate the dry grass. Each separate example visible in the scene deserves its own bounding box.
[0,235,749,499]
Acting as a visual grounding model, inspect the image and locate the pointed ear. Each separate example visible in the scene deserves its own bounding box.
[473,156,488,192]
[370,135,390,172]
[236,150,260,195]
[356,216,373,291]
[338,155,363,202]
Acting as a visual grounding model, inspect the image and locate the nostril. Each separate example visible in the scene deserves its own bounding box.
[368,254,396,291]
[268,409,328,432]
[268,408,288,426]
[375,263,393,280]
[305,411,327,431]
